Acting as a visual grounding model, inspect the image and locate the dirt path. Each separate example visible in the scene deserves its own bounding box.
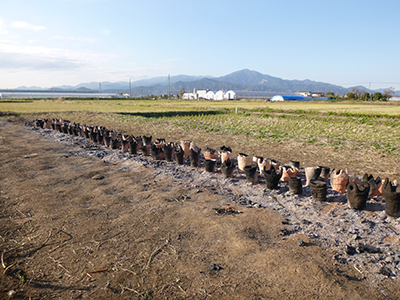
[0,119,398,299]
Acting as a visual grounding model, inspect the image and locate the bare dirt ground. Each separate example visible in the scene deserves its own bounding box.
[0,117,399,299]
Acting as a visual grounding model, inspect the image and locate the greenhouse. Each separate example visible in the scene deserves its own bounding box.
[270,95,312,101]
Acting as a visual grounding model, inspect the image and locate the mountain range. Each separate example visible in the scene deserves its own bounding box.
[7,69,396,95]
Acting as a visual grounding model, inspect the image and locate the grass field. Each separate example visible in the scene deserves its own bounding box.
[2,99,400,170]
[2,98,400,115]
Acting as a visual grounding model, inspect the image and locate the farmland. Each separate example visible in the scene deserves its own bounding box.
[2,99,400,177]
[1,99,400,299]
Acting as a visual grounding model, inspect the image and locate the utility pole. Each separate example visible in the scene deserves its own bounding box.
[99,82,101,93]
[168,74,170,99]
[368,82,371,100]
[129,79,131,98]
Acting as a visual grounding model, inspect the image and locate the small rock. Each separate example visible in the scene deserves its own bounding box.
[356,243,381,254]
[344,245,357,255]
[279,228,290,236]
[210,264,223,272]
[333,254,347,264]
[379,266,395,277]
[281,218,290,225]
[385,256,394,264]
[92,174,104,180]
[297,239,306,247]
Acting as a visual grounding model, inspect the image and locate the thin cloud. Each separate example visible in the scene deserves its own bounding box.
[12,21,46,31]
[0,40,116,71]
[52,35,97,43]
[0,19,8,34]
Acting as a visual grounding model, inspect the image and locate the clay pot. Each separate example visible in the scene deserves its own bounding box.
[288,160,300,169]
[382,179,400,218]
[155,138,165,148]
[244,165,258,184]
[180,141,191,159]
[204,148,219,160]
[362,173,383,199]
[219,146,232,164]
[95,130,102,144]
[45,119,52,129]
[151,144,165,160]
[221,159,235,178]
[305,167,321,186]
[237,153,253,173]
[280,166,299,182]
[330,169,349,194]
[35,119,44,128]
[309,180,327,202]
[189,148,200,167]
[162,143,175,162]
[121,140,129,152]
[175,146,184,165]
[112,139,121,150]
[84,128,90,139]
[347,181,370,210]
[142,135,152,146]
[319,166,331,181]
[289,176,302,195]
[257,157,269,175]
[129,140,138,155]
[204,159,217,172]
[104,135,112,148]
[263,168,282,190]
[141,144,151,156]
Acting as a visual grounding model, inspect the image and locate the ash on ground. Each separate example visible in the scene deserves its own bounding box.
[29,125,400,284]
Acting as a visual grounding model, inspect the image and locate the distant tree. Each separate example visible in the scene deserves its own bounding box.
[373,92,385,101]
[362,92,370,101]
[383,87,395,99]
[325,92,335,98]
[351,87,364,100]
[346,92,356,100]
[179,88,186,98]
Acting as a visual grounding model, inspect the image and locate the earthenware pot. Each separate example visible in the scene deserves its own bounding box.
[151,144,165,160]
[218,146,232,164]
[263,168,282,190]
[280,166,299,182]
[237,153,253,173]
[163,143,174,161]
[382,179,400,218]
[141,144,151,156]
[347,181,370,210]
[309,180,327,202]
[305,167,321,186]
[330,169,349,194]
[129,140,138,155]
[204,159,217,172]
[204,148,219,160]
[362,173,383,199]
[180,141,191,159]
[319,166,331,181]
[288,160,300,169]
[112,139,121,150]
[289,176,302,195]
[244,165,258,184]
[221,159,235,178]
[175,145,184,165]
[189,148,200,167]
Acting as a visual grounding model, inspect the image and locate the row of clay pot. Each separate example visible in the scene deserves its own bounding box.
[36,118,400,218]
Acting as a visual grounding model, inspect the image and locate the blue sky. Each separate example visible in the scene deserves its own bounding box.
[1,0,399,90]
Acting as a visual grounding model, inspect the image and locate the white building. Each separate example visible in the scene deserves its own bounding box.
[214,90,224,101]
[204,91,215,100]
[270,95,312,101]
